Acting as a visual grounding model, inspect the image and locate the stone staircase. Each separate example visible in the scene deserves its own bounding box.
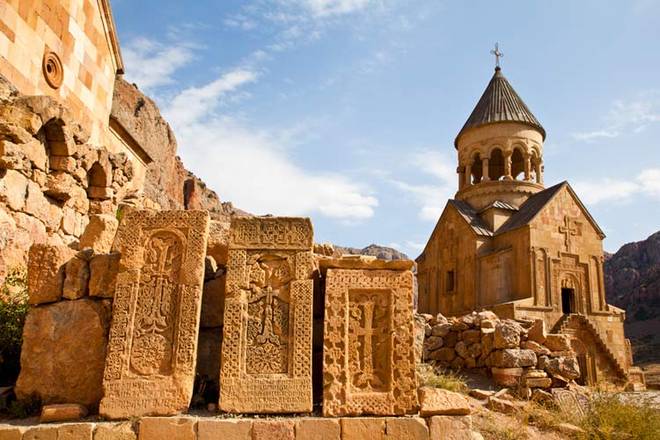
[553,314,628,381]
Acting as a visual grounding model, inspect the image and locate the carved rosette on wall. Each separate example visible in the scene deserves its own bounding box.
[99,210,210,419]
[42,51,64,89]
[220,217,314,413]
[323,269,418,417]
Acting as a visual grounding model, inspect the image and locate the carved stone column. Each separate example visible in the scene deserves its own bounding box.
[482,157,490,182]
[524,154,532,181]
[504,152,512,180]
[465,162,472,187]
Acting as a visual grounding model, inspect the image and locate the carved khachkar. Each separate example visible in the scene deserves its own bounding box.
[323,268,418,416]
[220,217,314,413]
[99,210,210,419]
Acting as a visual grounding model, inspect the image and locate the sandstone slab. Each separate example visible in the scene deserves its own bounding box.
[252,420,294,440]
[62,253,91,299]
[385,417,429,440]
[54,423,93,440]
[491,367,523,387]
[428,415,472,440]
[197,419,251,440]
[487,396,525,414]
[0,426,23,440]
[27,244,75,304]
[295,418,340,440]
[80,214,119,254]
[94,422,137,440]
[15,299,110,407]
[220,217,314,414]
[527,319,546,344]
[323,268,418,416]
[138,417,196,440]
[88,253,120,298]
[489,349,537,368]
[418,387,470,416]
[40,404,88,423]
[341,418,385,440]
[544,334,571,352]
[493,322,521,349]
[100,210,210,419]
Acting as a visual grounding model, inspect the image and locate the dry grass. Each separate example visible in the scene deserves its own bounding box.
[417,363,469,394]
[575,393,660,440]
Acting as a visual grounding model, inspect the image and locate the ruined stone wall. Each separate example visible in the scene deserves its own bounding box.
[0,0,122,144]
[0,75,134,282]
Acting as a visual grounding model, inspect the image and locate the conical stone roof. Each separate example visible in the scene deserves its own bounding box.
[455,67,545,147]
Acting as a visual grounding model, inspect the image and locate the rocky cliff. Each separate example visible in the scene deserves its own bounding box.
[605,231,660,363]
[334,244,410,261]
[111,78,247,219]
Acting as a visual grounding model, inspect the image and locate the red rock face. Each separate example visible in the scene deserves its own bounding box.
[605,231,660,362]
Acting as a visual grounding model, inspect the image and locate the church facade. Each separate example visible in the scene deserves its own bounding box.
[416,66,645,387]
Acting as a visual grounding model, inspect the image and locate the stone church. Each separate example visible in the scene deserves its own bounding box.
[416,66,645,386]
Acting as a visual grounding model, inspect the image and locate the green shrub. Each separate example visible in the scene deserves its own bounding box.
[0,266,29,386]
[577,393,660,440]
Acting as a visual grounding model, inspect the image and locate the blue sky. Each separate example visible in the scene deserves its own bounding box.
[111,0,660,254]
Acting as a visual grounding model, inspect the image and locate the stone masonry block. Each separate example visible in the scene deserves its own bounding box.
[295,418,340,440]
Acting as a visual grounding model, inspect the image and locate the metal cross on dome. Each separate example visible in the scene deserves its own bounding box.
[491,43,503,68]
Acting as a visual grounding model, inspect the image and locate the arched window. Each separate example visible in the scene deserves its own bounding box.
[87,161,111,200]
[489,148,505,181]
[471,153,483,184]
[511,147,525,180]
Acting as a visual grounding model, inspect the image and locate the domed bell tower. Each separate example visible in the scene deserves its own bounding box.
[454,50,546,212]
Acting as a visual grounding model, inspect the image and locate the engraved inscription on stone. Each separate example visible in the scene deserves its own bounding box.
[323,269,418,417]
[99,210,210,420]
[220,217,314,413]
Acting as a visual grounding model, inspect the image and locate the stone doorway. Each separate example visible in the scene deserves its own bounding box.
[561,288,574,314]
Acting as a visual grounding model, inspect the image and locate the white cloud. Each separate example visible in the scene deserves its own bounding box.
[165,69,259,126]
[163,69,378,221]
[573,92,660,141]
[391,150,456,221]
[122,38,195,91]
[571,167,660,204]
[298,0,375,17]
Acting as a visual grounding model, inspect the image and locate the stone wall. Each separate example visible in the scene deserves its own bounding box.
[0,75,133,282]
[0,0,122,144]
[0,414,473,440]
[420,310,583,396]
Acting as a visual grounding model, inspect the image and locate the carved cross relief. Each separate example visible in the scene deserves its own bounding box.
[559,215,579,252]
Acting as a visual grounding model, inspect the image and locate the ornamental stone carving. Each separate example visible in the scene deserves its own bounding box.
[220,217,314,413]
[99,210,210,419]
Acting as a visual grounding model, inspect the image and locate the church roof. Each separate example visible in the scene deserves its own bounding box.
[448,200,493,237]
[455,67,545,148]
[496,181,605,238]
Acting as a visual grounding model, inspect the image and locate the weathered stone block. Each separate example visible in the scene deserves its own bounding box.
[40,403,88,423]
[493,322,521,349]
[23,426,58,440]
[489,349,537,368]
[419,387,470,416]
[220,217,314,414]
[295,418,340,440]
[428,416,472,440]
[524,377,552,388]
[56,423,94,440]
[385,417,429,439]
[544,334,571,352]
[341,418,385,440]
[94,422,137,440]
[487,396,525,414]
[252,420,294,440]
[0,426,23,440]
[527,319,546,344]
[491,367,523,387]
[62,253,91,299]
[197,419,252,440]
[0,169,28,211]
[138,417,196,440]
[80,214,118,254]
[206,220,230,265]
[100,211,210,419]
[27,244,75,304]
[200,275,225,328]
[89,253,120,298]
[323,267,418,417]
[15,299,110,407]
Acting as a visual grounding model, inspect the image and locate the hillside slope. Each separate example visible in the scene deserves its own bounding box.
[605,231,660,363]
